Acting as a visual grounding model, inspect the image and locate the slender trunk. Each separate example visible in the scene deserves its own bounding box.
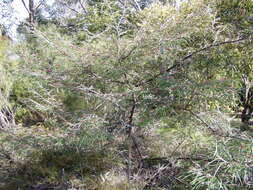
[240,76,253,124]
[29,0,35,30]
[127,135,131,183]
[241,106,253,123]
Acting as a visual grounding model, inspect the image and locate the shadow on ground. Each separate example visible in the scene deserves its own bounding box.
[1,146,114,190]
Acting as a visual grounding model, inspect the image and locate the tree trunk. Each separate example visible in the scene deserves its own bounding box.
[241,106,253,123]
[240,76,253,124]
[0,106,14,128]
[29,0,35,30]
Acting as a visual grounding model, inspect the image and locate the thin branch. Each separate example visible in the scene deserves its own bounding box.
[188,110,216,133]
[181,37,247,62]
[21,0,30,14]
[128,96,143,163]
[35,1,43,11]
[188,110,250,141]
[126,94,144,182]
[119,46,137,61]
[128,94,136,127]
[136,37,249,87]
[61,2,81,14]
[131,0,141,11]
[177,156,213,162]
[78,0,87,14]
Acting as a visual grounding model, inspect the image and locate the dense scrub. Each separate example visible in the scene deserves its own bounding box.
[1,0,253,189]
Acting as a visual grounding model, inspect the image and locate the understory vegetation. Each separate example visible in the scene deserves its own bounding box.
[1,0,253,189]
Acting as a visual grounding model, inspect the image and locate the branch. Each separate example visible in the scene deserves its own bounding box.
[78,0,87,14]
[35,1,43,11]
[131,0,141,11]
[126,94,136,134]
[136,37,248,87]
[61,2,81,14]
[177,156,213,162]
[188,110,250,141]
[181,37,247,61]
[126,95,136,183]
[119,46,137,61]
[126,95,144,172]
[21,0,30,14]
[188,110,216,133]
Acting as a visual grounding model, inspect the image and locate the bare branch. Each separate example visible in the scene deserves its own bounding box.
[136,37,249,87]
[61,2,81,14]
[21,0,30,14]
[181,37,247,62]
[35,1,43,11]
[78,0,87,14]
[119,46,137,61]
[131,0,141,11]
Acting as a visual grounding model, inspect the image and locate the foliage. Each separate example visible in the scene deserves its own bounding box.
[1,0,253,189]
[0,36,12,101]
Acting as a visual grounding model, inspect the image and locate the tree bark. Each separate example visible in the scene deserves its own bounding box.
[240,76,253,124]
[241,106,253,123]
[29,0,35,29]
